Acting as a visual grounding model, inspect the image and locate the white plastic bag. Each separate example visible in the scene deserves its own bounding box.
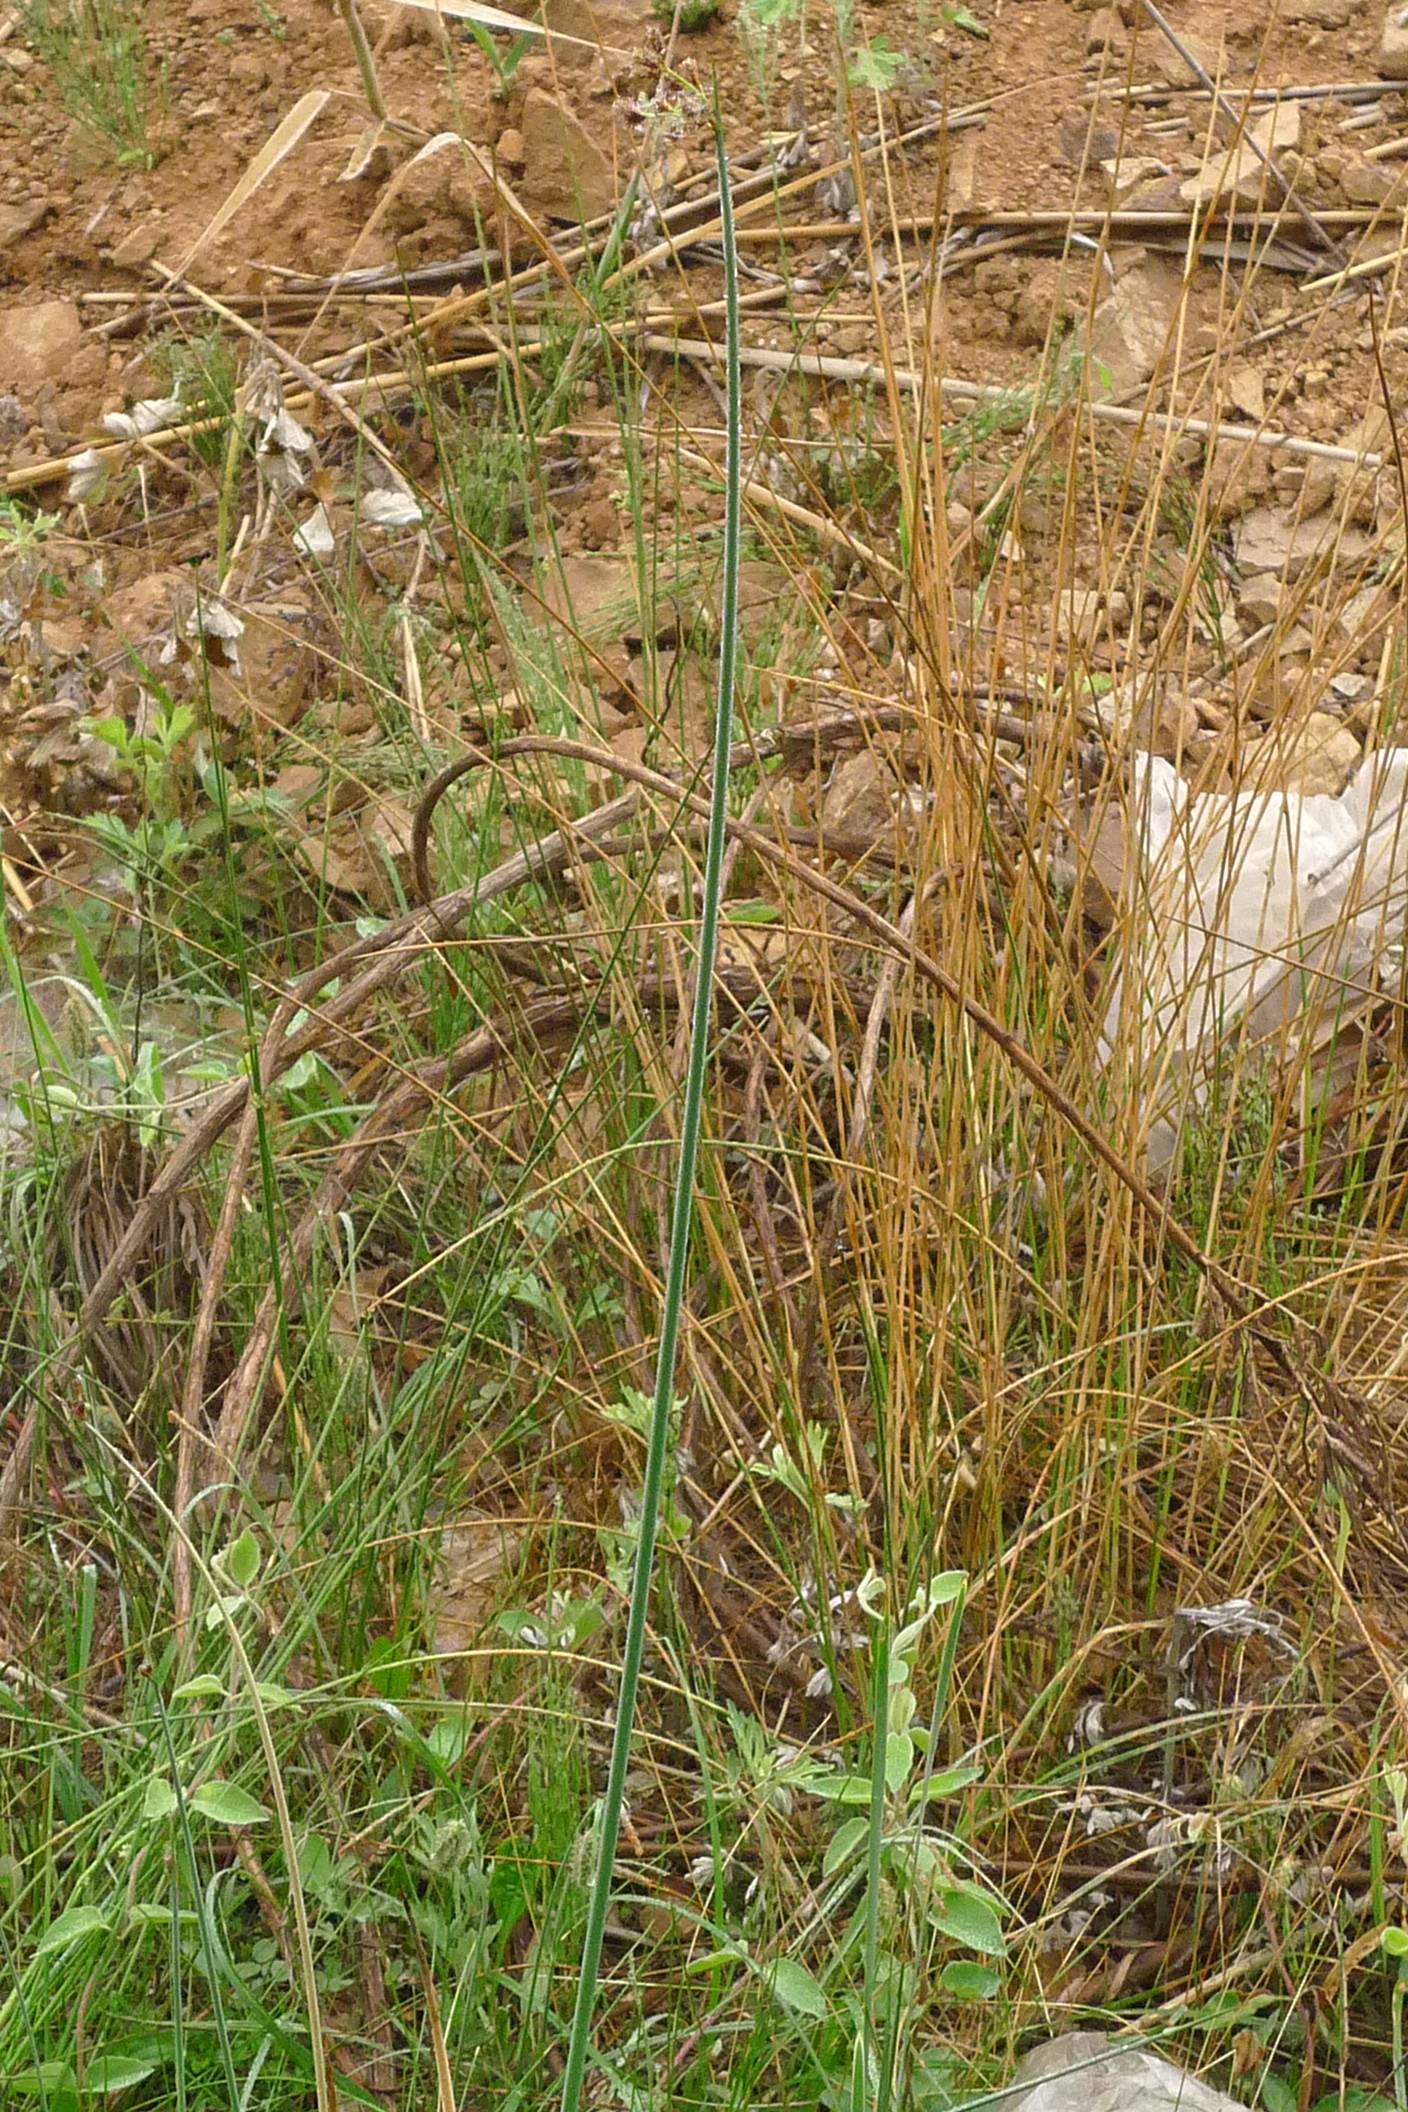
[1098,748,1408,1169]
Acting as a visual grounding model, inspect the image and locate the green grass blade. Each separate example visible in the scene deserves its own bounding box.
[556,105,744,2112]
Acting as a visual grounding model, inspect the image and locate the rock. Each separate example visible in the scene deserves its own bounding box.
[0,299,85,398]
[1100,153,1168,205]
[820,750,903,849]
[1343,155,1397,204]
[1056,585,1124,643]
[1237,576,1284,627]
[1180,103,1298,210]
[1088,256,1184,398]
[1084,7,1126,55]
[1286,0,1350,19]
[0,199,51,251]
[495,126,525,168]
[1057,111,1118,166]
[99,569,190,657]
[1250,711,1360,796]
[1234,504,1370,583]
[1383,7,1408,78]
[518,87,618,222]
[205,596,322,733]
[1224,361,1265,422]
[382,139,496,241]
[1008,2033,1243,2112]
[541,0,653,53]
[110,223,161,268]
[1149,27,1224,85]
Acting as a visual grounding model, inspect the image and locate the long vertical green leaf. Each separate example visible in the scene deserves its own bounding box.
[557,106,744,2112]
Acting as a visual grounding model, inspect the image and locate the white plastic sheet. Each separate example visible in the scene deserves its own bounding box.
[1098,748,1408,1169]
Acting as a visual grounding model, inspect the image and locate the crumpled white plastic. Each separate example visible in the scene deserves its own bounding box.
[1098,747,1408,1169]
[1007,2031,1241,2112]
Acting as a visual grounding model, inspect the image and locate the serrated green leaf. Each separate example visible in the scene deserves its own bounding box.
[189,1781,269,1827]
[769,1956,828,2019]
[141,1777,178,1821]
[928,1882,1006,1956]
[823,1816,869,1877]
[946,4,988,36]
[35,1905,109,1956]
[1261,2079,1297,2112]
[171,1673,224,1700]
[940,1959,1000,1999]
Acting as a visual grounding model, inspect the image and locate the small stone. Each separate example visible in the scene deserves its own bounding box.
[1056,585,1109,642]
[1057,111,1118,165]
[1150,27,1224,85]
[1343,156,1397,204]
[1237,577,1284,627]
[518,88,619,221]
[0,199,51,250]
[1224,362,1264,422]
[1088,257,1184,398]
[0,299,85,397]
[110,223,160,268]
[495,126,525,168]
[1084,7,1125,55]
[1286,0,1350,19]
[1234,505,1370,583]
[540,0,653,63]
[1382,6,1408,77]
[1246,712,1360,796]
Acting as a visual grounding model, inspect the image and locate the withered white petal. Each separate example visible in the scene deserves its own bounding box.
[130,395,184,435]
[260,408,314,457]
[66,448,109,500]
[188,598,245,641]
[361,486,422,528]
[294,503,336,559]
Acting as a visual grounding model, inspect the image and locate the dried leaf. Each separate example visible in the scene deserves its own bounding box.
[387,0,606,50]
[294,503,336,559]
[65,448,109,501]
[340,119,396,184]
[101,395,184,441]
[361,486,423,528]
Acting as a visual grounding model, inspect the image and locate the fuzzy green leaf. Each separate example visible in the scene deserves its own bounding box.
[35,1905,109,1957]
[189,1781,269,1827]
[769,1957,828,2019]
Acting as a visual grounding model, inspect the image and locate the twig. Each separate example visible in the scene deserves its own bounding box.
[642,334,1386,470]
[1136,0,1345,262]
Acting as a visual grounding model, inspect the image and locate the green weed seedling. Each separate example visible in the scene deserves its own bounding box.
[19,0,164,166]
[652,0,720,28]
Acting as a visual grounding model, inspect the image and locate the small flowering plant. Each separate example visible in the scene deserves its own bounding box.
[793,1571,1009,1995]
